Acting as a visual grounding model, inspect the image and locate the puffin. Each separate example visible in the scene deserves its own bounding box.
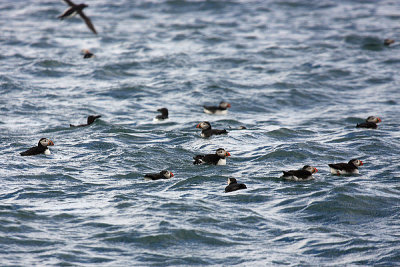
[82,49,94,58]
[384,39,395,46]
[229,125,247,130]
[20,138,54,156]
[154,108,168,121]
[58,0,97,34]
[225,178,247,193]
[356,116,382,129]
[193,148,231,165]
[70,115,101,127]
[196,121,228,138]
[281,165,318,181]
[203,101,231,115]
[328,159,363,175]
[144,170,174,180]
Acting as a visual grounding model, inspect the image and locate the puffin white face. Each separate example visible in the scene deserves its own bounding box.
[219,102,231,109]
[351,159,363,167]
[39,138,54,147]
[366,116,381,123]
[162,170,174,179]
[216,148,230,157]
[196,121,211,130]
[303,165,318,174]
[227,178,236,184]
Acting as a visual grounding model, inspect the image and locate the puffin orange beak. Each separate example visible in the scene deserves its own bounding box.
[196,123,201,128]
[170,172,174,177]
[359,161,364,166]
[314,168,318,173]
[227,103,231,108]
[377,117,382,122]
[48,140,54,146]
[226,152,231,157]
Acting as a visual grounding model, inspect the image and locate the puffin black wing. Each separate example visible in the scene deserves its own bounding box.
[144,173,163,180]
[77,9,97,34]
[356,122,377,129]
[203,105,218,112]
[211,129,228,135]
[282,169,312,179]
[328,163,353,171]
[63,0,76,6]
[193,155,205,165]
[20,146,44,156]
[225,183,247,193]
[193,154,220,165]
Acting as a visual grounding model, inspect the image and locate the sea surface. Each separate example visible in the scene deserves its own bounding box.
[1,0,400,266]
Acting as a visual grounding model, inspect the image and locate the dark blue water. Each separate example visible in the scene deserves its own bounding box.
[1,0,400,265]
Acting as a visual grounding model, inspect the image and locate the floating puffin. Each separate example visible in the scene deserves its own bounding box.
[384,39,395,46]
[20,138,54,156]
[82,49,94,58]
[356,116,381,129]
[193,148,231,165]
[70,115,101,127]
[203,101,231,115]
[281,165,318,181]
[225,178,247,193]
[328,159,363,175]
[196,121,228,138]
[58,0,97,34]
[144,170,174,180]
[154,108,169,121]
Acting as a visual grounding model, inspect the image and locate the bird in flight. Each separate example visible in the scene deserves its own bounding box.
[58,0,97,34]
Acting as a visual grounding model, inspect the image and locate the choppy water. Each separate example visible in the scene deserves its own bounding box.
[1,0,400,266]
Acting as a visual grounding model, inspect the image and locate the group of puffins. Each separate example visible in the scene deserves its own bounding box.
[19,100,382,193]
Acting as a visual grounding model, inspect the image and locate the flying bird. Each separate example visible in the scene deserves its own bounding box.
[58,0,97,34]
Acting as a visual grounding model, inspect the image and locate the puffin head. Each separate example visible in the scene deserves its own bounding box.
[303,165,318,174]
[216,148,230,157]
[219,101,231,109]
[349,159,363,167]
[161,170,174,179]
[87,115,101,124]
[366,116,381,123]
[157,108,168,116]
[39,138,54,147]
[196,121,211,130]
[227,178,237,185]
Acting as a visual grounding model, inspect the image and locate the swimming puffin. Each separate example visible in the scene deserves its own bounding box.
[82,49,94,58]
[196,121,228,138]
[229,125,247,130]
[225,178,247,193]
[58,0,97,34]
[154,108,168,121]
[384,39,395,46]
[20,138,54,156]
[193,148,231,165]
[328,159,363,175]
[356,116,382,129]
[70,115,101,127]
[144,170,174,180]
[281,165,318,181]
[203,101,231,115]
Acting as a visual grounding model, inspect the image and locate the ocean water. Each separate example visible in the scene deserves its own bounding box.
[1,0,400,265]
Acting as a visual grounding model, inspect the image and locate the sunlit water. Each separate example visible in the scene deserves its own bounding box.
[1,0,400,265]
